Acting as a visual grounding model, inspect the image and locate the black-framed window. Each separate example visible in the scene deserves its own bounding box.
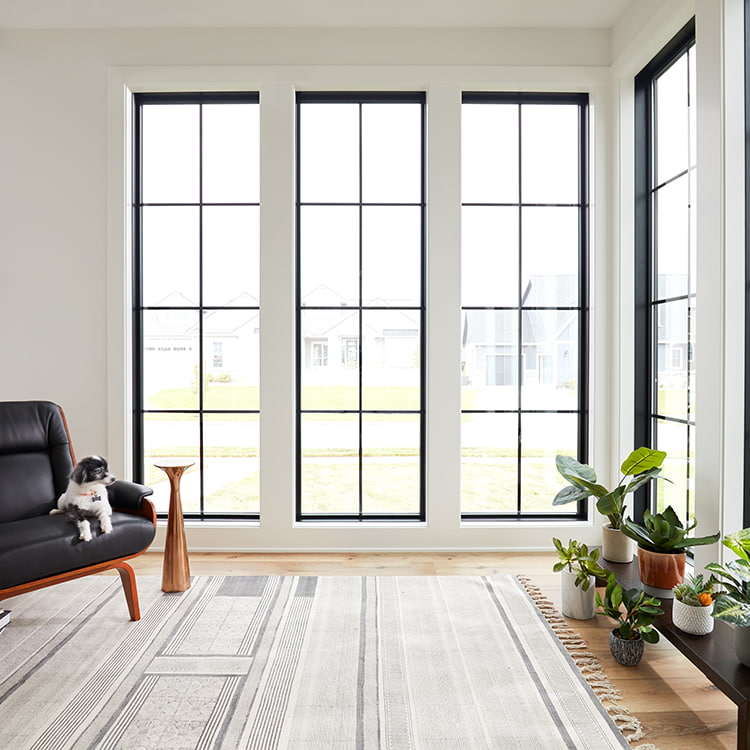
[460,92,589,519]
[634,20,696,525]
[133,92,260,519]
[745,0,750,527]
[296,92,426,521]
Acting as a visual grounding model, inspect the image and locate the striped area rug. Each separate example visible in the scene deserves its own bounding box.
[0,575,631,749]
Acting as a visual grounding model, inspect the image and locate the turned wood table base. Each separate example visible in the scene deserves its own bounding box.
[154,460,193,593]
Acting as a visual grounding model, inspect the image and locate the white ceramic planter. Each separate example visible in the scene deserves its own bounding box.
[561,568,595,620]
[672,598,714,636]
[601,524,635,563]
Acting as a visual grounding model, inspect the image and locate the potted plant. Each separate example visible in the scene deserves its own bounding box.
[595,572,663,666]
[706,528,750,666]
[553,447,668,563]
[672,574,715,635]
[620,506,720,597]
[552,538,609,620]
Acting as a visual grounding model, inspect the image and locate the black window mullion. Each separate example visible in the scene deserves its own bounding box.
[133,103,145,481]
[198,101,205,518]
[516,103,524,516]
[745,0,750,527]
[577,96,590,483]
[358,102,364,520]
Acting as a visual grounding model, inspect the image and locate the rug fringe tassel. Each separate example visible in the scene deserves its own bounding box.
[516,575,659,750]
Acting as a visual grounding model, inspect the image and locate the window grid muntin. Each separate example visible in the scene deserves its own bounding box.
[133,91,260,520]
[296,92,426,522]
[460,91,589,520]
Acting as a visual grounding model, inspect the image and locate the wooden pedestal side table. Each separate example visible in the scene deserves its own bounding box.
[154,459,194,593]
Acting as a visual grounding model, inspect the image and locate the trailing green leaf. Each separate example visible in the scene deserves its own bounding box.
[552,485,592,507]
[621,447,666,476]
[721,528,750,563]
[712,593,750,627]
[555,455,597,483]
[705,528,750,628]
[642,627,660,644]
[623,467,663,496]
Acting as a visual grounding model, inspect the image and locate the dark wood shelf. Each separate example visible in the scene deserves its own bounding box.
[606,555,750,750]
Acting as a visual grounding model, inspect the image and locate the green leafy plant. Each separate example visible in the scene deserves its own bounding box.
[673,573,714,607]
[706,528,750,627]
[553,447,668,529]
[620,505,720,554]
[552,538,609,591]
[595,572,663,642]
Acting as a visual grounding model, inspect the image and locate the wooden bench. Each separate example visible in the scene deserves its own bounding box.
[606,556,750,750]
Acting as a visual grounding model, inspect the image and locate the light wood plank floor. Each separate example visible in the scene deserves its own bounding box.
[131,551,738,749]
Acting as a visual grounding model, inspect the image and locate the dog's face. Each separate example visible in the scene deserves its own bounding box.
[71,455,115,488]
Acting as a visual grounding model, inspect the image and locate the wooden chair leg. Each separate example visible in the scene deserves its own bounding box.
[115,563,141,621]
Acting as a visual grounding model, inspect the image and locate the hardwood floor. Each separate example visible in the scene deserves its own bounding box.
[130,551,738,749]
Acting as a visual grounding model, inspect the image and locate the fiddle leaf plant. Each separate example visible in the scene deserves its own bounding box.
[620,505,720,554]
[553,447,668,530]
[706,528,750,627]
[552,538,609,591]
[595,572,663,642]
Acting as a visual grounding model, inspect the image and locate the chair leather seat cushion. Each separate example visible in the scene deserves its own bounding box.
[0,512,156,589]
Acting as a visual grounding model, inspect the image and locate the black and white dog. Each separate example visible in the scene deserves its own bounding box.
[50,455,116,541]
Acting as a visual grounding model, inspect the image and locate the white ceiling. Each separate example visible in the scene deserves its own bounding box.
[0,0,638,31]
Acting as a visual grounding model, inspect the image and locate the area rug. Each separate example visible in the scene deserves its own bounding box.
[0,575,634,749]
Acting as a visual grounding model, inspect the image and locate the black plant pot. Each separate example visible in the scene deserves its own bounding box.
[609,628,644,666]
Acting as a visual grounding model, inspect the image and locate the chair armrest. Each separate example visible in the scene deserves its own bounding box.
[107,480,154,512]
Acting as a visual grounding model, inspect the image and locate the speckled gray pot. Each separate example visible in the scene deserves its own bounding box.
[609,629,644,666]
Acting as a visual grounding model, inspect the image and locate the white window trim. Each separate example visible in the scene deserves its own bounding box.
[107,64,610,552]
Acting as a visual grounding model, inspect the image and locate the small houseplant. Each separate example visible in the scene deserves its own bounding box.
[620,506,720,596]
[553,447,668,563]
[706,528,750,665]
[596,572,663,666]
[672,574,715,635]
[552,538,609,619]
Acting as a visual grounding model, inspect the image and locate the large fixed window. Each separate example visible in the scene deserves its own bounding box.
[460,92,589,519]
[635,21,696,525]
[745,0,750,527]
[296,92,426,521]
[133,93,260,518]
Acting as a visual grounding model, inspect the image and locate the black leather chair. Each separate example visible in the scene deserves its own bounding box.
[0,401,156,620]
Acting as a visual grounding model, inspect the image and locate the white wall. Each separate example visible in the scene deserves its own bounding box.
[0,26,609,454]
[1,8,743,552]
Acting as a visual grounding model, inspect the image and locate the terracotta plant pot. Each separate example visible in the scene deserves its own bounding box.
[637,547,685,598]
[601,524,635,563]
[672,598,714,636]
[609,628,645,666]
